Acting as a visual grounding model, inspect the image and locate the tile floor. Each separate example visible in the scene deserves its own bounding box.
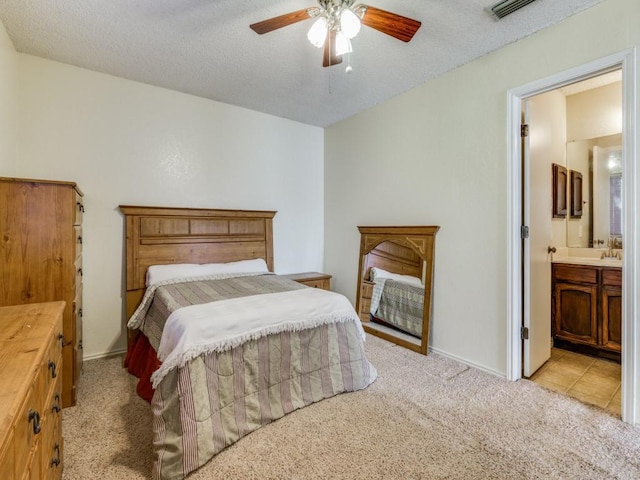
[529,348,621,416]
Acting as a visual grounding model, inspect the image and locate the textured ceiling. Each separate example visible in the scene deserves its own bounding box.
[0,0,603,127]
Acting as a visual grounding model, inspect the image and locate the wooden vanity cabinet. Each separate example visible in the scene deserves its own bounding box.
[552,263,622,359]
[0,177,84,408]
[553,265,598,347]
[601,268,622,352]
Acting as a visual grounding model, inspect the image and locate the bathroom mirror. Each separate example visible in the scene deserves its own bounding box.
[355,225,439,355]
[566,133,622,248]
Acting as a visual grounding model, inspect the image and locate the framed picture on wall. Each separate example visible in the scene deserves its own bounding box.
[570,170,583,218]
[552,163,567,218]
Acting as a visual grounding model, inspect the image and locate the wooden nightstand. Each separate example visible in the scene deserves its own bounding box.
[359,280,374,322]
[281,272,332,290]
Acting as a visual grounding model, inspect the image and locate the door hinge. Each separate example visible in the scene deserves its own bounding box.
[520,225,529,239]
[521,326,529,340]
[521,124,529,137]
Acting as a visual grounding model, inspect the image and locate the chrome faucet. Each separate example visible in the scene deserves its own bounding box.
[601,236,622,259]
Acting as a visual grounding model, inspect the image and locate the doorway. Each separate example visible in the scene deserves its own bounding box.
[506,49,638,425]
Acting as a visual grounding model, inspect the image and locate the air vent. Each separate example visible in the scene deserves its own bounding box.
[488,0,538,20]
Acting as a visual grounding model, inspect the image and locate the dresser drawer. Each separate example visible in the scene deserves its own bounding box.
[0,430,14,480]
[361,281,374,300]
[602,268,622,287]
[553,264,598,284]
[75,256,83,290]
[300,278,330,289]
[359,300,372,322]
[39,355,62,415]
[74,192,83,226]
[75,226,83,257]
[14,383,41,474]
[41,374,63,479]
[280,273,331,291]
[72,292,83,346]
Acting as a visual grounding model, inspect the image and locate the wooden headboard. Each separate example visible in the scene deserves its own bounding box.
[362,240,423,281]
[119,205,276,324]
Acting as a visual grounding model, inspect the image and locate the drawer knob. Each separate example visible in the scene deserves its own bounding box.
[58,333,65,347]
[51,443,61,467]
[48,360,58,379]
[77,202,84,213]
[28,409,41,434]
[52,393,61,413]
[77,235,83,244]
[78,267,83,276]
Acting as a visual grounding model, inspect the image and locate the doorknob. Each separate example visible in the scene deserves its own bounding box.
[548,246,556,254]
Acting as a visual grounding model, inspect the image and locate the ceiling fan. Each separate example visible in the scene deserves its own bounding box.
[250,0,421,68]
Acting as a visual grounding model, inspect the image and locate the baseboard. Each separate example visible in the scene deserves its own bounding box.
[428,346,506,379]
[83,348,127,362]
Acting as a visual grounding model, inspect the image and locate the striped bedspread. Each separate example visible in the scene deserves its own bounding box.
[372,279,424,338]
[130,274,377,480]
[130,274,306,352]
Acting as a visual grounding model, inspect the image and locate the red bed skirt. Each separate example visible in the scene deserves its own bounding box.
[124,332,160,403]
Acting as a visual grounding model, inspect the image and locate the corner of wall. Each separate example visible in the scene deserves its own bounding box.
[0,17,18,175]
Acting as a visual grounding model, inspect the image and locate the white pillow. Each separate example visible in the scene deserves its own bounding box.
[146,258,269,286]
[199,258,269,276]
[370,267,422,286]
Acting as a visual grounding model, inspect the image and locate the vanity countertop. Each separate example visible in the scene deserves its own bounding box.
[552,256,622,268]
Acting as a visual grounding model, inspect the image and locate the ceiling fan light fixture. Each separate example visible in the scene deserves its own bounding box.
[307,17,328,48]
[340,8,361,39]
[251,1,421,68]
[335,31,352,56]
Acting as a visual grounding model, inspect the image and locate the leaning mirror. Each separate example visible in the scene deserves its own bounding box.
[355,226,439,355]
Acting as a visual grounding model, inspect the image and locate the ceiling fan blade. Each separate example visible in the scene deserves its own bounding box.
[250,9,312,35]
[323,30,343,67]
[360,5,421,42]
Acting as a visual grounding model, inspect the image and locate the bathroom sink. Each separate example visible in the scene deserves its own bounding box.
[552,256,622,267]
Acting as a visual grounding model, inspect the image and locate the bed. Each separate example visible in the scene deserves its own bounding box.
[363,240,425,338]
[119,206,377,480]
[369,267,425,338]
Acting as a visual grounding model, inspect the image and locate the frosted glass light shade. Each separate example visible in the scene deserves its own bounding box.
[335,31,352,56]
[307,17,328,48]
[340,8,361,39]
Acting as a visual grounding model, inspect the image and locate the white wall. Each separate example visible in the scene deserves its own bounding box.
[11,55,324,358]
[324,0,639,375]
[567,82,623,141]
[0,19,16,173]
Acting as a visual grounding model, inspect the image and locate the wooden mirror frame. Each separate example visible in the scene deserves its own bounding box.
[570,170,583,218]
[552,163,568,218]
[355,226,439,355]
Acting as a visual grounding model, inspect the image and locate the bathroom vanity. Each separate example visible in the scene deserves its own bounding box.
[552,259,621,361]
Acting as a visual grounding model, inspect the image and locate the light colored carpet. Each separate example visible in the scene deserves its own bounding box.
[62,335,640,479]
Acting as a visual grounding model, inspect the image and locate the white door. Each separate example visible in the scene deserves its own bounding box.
[523,94,557,377]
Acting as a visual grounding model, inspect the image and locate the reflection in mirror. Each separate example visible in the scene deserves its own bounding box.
[566,133,622,248]
[356,226,439,355]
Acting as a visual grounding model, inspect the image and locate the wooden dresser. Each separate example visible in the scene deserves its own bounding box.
[0,302,65,480]
[0,177,84,407]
